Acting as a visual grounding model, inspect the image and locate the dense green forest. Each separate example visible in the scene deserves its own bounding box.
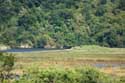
[0,0,125,48]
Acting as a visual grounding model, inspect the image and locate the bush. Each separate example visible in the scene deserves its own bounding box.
[0,52,15,83]
[14,67,118,83]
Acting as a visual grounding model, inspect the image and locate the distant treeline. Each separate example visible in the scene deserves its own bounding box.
[0,0,125,48]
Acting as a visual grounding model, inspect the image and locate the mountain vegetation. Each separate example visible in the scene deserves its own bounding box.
[0,0,125,48]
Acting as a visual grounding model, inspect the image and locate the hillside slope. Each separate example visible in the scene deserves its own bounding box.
[0,0,125,48]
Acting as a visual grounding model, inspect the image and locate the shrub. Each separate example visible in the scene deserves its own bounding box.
[0,52,15,83]
[14,67,118,83]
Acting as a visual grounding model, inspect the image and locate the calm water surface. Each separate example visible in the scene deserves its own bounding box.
[0,48,64,52]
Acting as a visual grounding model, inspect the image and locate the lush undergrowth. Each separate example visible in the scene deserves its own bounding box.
[2,67,123,83]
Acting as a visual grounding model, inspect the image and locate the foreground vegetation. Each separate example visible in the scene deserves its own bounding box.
[0,0,125,48]
[0,46,125,83]
[11,67,125,83]
[0,53,15,83]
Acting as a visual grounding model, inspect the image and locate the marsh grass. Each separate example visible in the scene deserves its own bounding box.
[10,45,125,76]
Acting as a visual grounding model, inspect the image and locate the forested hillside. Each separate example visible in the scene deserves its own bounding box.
[0,0,125,48]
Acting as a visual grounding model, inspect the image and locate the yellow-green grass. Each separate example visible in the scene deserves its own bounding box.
[12,45,125,76]
[15,45,125,61]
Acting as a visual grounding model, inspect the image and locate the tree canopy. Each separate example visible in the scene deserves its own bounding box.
[0,0,125,48]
